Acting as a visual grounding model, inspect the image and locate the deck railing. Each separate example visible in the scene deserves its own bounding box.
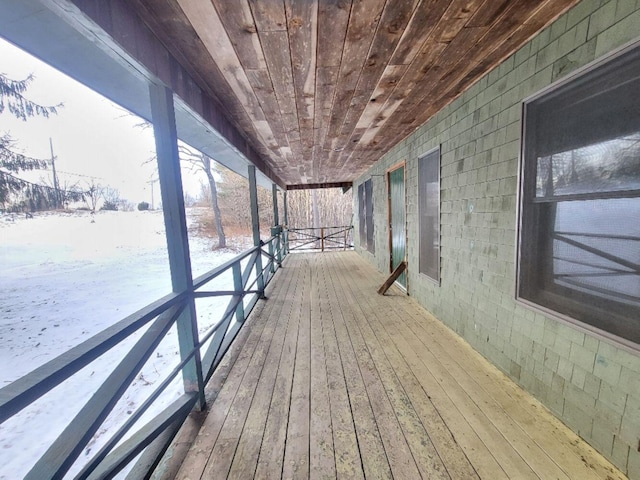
[0,230,286,480]
[287,225,353,252]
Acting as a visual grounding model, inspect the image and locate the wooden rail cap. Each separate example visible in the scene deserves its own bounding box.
[377,261,407,295]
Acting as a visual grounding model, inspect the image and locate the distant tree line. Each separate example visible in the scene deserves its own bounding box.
[196,163,352,240]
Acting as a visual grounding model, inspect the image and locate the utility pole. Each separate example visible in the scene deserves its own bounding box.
[49,137,61,208]
[147,177,158,209]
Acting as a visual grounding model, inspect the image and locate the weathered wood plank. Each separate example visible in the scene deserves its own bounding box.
[313,0,352,181]
[353,302,482,479]
[335,0,419,156]
[366,0,579,160]
[258,31,302,151]
[389,0,451,65]
[285,0,317,149]
[321,260,393,479]
[225,259,302,478]
[248,0,287,32]
[173,273,284,480]
[282,257,312,478]
[308,257,336,479]
[377,261,406,295]
[211,0,266,70]
[316,256,364,479]
[254,263,306,477]
[197,266,296,478]
[325,0,386,146]
[332,258,451,480]
[176,0,278,151]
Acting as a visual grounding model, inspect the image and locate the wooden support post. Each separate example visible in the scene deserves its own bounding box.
[321,227,325,252]
[283,190,289,254]
[149,83,205,409]
[272,183,279,226]
[272,183,283,266]
[232,262,244,323]
[248,165,266,298]
[377,261,407,295]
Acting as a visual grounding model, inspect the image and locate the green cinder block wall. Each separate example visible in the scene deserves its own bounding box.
[353,0,640,477]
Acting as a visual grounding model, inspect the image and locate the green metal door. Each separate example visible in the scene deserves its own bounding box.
[388,165,407,289]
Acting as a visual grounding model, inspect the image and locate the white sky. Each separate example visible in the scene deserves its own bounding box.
[0,36,205,204]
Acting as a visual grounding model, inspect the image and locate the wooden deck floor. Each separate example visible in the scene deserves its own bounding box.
[175,252,626,480]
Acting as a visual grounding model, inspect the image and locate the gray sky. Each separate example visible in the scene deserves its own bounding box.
[0,36,204,203]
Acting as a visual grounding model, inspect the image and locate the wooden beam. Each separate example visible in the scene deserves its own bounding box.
[377,261,407,295]
[272,183,280,226]
[287,182,353,191]
[248,165,266,297]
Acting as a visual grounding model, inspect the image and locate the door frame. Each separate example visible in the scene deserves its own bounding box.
[386,161,408,290]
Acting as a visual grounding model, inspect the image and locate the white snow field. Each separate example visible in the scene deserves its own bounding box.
[0,209,246,479]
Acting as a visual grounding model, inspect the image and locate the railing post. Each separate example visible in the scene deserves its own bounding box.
[321,227,325,252]
[276,233,282,266]
[149,83,205,410]
[232,262,245,323]
[248,165,266,298]
[269,241,275,273]
[272,183,283,265]
[283,190,289,254]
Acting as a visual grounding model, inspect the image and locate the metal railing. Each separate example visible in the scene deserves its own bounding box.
[0,230,286,480]
[287,225,353,252]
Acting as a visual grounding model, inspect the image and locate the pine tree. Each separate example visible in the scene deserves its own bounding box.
[0,73,67,211]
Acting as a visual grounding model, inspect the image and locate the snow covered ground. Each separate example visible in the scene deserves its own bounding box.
[0,209,247,479]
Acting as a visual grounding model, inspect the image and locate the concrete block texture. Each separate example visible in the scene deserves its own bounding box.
[352,1,640,477]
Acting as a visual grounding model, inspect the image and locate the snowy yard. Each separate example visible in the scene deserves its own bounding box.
[0,209,246,479]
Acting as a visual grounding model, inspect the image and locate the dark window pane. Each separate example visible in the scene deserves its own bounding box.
[419,149,440,281]
[358,183,366,247]
[519,42,640,346]
[365,179,374,253]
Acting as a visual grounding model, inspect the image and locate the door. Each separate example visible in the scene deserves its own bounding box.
[388,164,407,289]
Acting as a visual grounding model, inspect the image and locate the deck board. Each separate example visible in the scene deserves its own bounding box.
[176,252,627,480]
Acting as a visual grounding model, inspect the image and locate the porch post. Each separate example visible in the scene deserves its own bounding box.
[149,83,205,409]
[272,183,279,226]
[272,183,282,266]
[283,190,289,254]
[248,165,265,297]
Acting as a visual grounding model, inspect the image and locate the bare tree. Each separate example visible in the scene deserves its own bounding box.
[85,179,103,212]
[179,145,226,248]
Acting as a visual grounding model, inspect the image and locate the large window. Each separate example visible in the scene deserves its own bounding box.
[358,179,374,253]
[418,147,440,281]
[518,43,640,347]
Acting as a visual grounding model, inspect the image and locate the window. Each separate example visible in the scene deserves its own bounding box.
[518,43,640,347]
[358,183,366,246]
[418,148,440,281]
[358,179,374,253]
[365,178,374,253]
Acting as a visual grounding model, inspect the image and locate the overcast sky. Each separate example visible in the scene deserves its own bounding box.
[0,36,205,204]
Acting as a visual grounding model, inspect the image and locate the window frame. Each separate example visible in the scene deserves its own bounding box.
[418,146,441,284]
[516,39,640,353]
[358,183,366,247]
[358,179,375,254]
[364,178,375,254]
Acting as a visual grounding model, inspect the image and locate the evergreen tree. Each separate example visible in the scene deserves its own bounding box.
[0,73,69,211]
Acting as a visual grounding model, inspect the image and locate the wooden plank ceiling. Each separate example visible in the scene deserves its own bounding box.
[130,0,579,188]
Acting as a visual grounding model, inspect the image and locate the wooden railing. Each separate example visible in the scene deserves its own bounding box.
[287,225,353,252]
[0,231,286,480]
